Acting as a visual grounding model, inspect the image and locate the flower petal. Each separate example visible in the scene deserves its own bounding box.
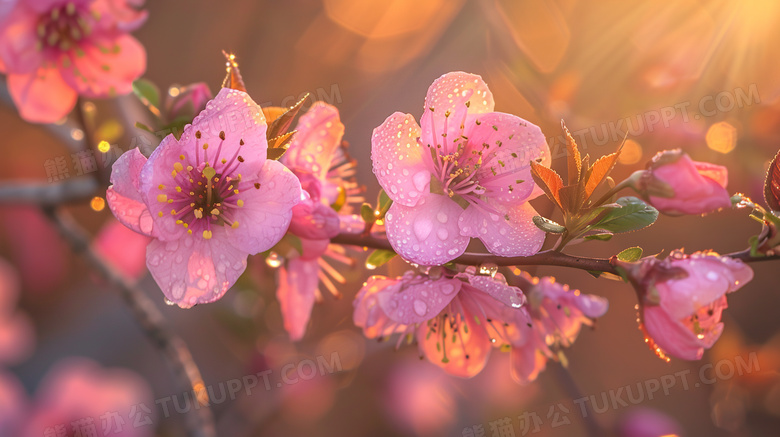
[353,276,410,339]
[0,312,34,365]
[7,69,77,123]
[462,274,526,309]
[643,304,711,360]
[226,160,301,255]
[0,3,42,74]
[377,276,461,325]
[59,34,146,98]
[371,112,429,206]
[277,258,319,341]
[0,370,26,433]
[106,147,155,237]
[289,193,340,241]
[384,194,469,265]
[92,218,150,279]
[694,160,728,188]
[419,72,495,155]
[459,202,545,257]
[284,102,344,181]
[146,227,247,308]
[510,338,548,384]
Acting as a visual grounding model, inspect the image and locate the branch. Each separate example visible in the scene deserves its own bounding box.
[43,207,216,437]
[0,178,98,205]
[331,233,780,273]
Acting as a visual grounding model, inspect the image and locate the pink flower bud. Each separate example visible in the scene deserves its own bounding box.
[643,150,731,215]
[633,250,753,361]
[166,82,213,121]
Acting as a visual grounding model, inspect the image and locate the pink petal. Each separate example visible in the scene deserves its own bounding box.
[459,202,545,257]
[462,274,525,309]
[298,237,329,261]
[0,312,34,365]
[338,213,365,234]
[371,112,429,207]
[693,160,728,188]
[416,304,492,378]
[7,69,77,123]
[146,227,248,308]
[91,0,149,33]
[384,194,469,265]
[353,276,410,339]
[573,293,609,319]
[0,370,26,433]
[59,34,146,98]
[509,339,547,384]
[642,305,707,360]
[226,160,301,255]
[137,135,187,242]
[463,112,549,205]
[276,258,319,341]
[0,259,19,312]
[106,147,155,237]
[284,102,344,181]
[92,218,151,279]
[289,193,340,240]
[0,3,42,74]
[377,277,461,325]
[419,72,495,154]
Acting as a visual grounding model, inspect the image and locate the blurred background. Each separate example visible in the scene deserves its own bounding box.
[1,0,780,436]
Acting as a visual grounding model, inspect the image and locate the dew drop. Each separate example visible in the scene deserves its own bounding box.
[413,300,428,317]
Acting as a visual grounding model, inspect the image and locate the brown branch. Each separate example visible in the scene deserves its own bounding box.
[43,207,216,437]
[331,233,780,273]
[0,178,98,205]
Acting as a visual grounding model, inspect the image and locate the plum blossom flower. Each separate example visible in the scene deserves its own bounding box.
[0,0,147,123]
[107,88,301,307]
[0,258,34,365]
[637,150,732,215]
[371,71,550,265]
[274,101,364,340]
[92,218,150,280]
[0,358,152,437]
[628,250,753,361]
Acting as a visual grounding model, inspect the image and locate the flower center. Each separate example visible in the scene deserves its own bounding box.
[36,2,94,52]
[157,130,251,240]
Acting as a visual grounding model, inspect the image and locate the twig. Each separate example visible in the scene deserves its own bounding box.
[0,178,98,205]
[330,233,780,273]
[42,207,216,437]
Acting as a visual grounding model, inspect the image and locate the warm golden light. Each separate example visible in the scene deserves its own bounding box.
[97,140,111,153]
[618,139,643,165]
[90,196,106,212]
[706,121,737,154]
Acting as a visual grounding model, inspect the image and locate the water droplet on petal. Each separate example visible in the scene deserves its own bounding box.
[413,300,428,316]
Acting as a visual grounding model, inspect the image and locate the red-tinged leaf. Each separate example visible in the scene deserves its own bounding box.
[262,107,287,125]
[266,93,309,141]
[562,121,581,185]
[269,130,296,150]
[530,161,564,208]
[221,51,246,92]
[765,149,780,212]
[559,184,584,213]
[585,151,621,199]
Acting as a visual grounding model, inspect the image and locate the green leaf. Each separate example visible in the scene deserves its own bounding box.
[584,233,613,241]
[132,79,161,109]
[376,189,393,219]
[617,246,643,262]
[532,216,566,234]
[590,196,658,233]
[366,249,397,269]
[361,203,375,225]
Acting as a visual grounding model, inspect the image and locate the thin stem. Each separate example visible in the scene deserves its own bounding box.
[330,232,780,273]
[42,207,216,437]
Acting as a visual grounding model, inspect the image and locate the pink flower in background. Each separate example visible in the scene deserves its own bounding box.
[0,358,152,437]
[354,270,530,378]
[92,218,150,280]
[0,258,34,366]
[107,88,301,308]
[617,407,684,437]
[275,102,364,340]
[632,250,753,361]
[642,150,732,215]
[165,82,212,121]
[513,271,608,383]
[371,71,550,265]
[0,0,148,123]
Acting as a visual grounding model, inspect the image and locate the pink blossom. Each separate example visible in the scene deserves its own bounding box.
[0,0,147,123]
[92,218,150,280]
[275,102,364,340]
[617,407,683,437]
[371,72,550,265]
[354,270,531,379]
[0,258,34,365]
[107,88,301,308]
[632,250,753,361]
[0,358,152,437]
[643,150,732,215]
[165,82,212,121]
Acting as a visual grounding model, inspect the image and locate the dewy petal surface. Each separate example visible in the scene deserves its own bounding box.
[106,147,155,237]
[277,258,319,341]
[459,202,545,257]
[285,101,344,181]
[377,276,462,325]
[371,112,429,207]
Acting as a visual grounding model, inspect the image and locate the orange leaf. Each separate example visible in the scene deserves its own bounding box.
[766,148,780,211]
[562,121,581,185]
[585,151,620,198]
[221,51,247,92]
[531,161,564,208]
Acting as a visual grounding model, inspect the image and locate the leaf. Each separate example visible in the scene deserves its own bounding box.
[268,130,296,149]
[562,121,581,185]
[765,148,780,212]
[530,161,564,208]
[221,51,246,92]
[266,93,309,141]
[590,196,658,233]
[262,106,288,125]
[617,246,643,262]
[532,216,566,233]
[361,203,375,226]
[584,151,620,199]
[266,147,288,161]
[376,189,393,219]
[134,121,155,134]
[584,233,613,241]
[132,79,161,110]
[558,184,584,214]
[366,249,397,269]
